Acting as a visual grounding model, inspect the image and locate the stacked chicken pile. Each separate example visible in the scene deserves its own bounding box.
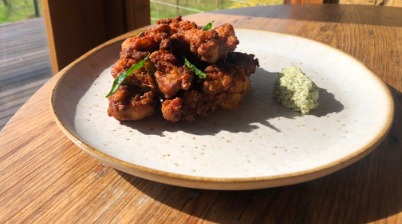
[107,16,259,123]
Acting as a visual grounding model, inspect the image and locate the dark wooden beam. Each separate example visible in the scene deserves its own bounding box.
[42,0,151,73]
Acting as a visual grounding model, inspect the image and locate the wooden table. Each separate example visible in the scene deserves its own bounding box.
[1,5,401,223]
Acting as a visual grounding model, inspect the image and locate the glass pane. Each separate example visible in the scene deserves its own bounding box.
[0,0,51,130]
[151,0,284,23]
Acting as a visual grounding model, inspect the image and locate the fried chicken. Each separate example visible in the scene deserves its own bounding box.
[160,55,258,122]
[149,50,193,99]
[108,56,158,121]
[162,90,223,122]
[203,63,250,110]
[107,85,157,121]
[107,16,259,123]
[170,23,238,64]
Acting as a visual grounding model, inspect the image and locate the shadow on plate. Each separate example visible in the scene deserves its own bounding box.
[121,68,343,136]
[312,87,344,117]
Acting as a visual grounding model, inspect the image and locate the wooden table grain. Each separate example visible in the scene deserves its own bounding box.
[1,5,401,223]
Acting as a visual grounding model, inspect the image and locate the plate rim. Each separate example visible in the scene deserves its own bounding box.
[50,28,395,190]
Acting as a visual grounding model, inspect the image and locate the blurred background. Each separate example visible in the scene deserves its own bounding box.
[0,0,282,25]
[150,0,282,22]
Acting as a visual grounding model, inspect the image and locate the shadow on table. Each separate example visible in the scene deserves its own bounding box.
[211,5,402,27]
[118,86,401,223]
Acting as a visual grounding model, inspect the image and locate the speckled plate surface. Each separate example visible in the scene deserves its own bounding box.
[51,29,394,190]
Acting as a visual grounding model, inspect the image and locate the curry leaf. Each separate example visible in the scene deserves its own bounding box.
[184,57,206,79]
[105,54,149,97]
[202,20,214,31]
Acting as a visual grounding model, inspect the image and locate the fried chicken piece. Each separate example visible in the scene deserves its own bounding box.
[156,16,198,33]
[202,52,259,110]
[203,62,250,111]
[200,52,258,110]
[120,35,158,53]
[161,90,224,123]
[111,51,149,79]
[181,90,224,122]
[121,23,172,53]
[113,24,173,78]
[202,64,235,95]
[107,85,157,121]
[108,57,158,121]
[161,97,182,122]
[171,23,239,64]
[205,23,239,61]
[227,52,259,76]
[155,16,198,50]
[218,74,250,110]
[149,50,193,99]
[123,68,157,91]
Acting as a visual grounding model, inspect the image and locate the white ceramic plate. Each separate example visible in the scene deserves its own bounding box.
[51,29,394,190]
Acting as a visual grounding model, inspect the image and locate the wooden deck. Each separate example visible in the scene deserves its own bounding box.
[0,18,52,130]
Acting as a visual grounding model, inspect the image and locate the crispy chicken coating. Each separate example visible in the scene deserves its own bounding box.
[149,50,193,99]
[162,90,224,122]
[108,59,158,121]
[171,23,238,64]
[161,97,182,122]
[203,63,250,111]
[180,90,222,122]
[107,85,157,121]
[111,51,149,79]
[227,52,260,76]
[156,16,198,33]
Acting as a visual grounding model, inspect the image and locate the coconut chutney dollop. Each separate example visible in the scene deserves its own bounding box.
[273,66,319,114]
